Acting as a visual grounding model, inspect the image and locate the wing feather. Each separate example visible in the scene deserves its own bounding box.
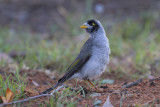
[58,38,92,84]
[58,55,91,83]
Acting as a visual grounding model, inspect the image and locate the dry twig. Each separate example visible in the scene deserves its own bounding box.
[122,79,142,88]
[0,85,64,106]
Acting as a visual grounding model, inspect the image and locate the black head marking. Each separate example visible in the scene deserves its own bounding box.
[86,19,99,33]
[87,20,97,26]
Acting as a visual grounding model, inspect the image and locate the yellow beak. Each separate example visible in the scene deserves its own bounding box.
[80,25,88,29]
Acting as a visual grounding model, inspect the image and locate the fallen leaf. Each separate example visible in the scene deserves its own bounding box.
[0,96,8,103]
[32,80,40,87]
[6,88,14,102]
[28,78,39,87]
[0,88,14,107]
[102,95,114,107]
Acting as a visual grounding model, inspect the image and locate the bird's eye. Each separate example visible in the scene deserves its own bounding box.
[92,23,95,26]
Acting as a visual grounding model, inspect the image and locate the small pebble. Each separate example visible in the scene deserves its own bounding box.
[94,100,102,106]
[101,79,114,84]
[150,81,156,86]
[90,93,101,98]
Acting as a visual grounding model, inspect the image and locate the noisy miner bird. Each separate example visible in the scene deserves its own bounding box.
[42,19,110,94]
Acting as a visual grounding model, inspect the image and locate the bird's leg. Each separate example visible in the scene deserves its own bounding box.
[83,80,91,90]
[86,79,100,92]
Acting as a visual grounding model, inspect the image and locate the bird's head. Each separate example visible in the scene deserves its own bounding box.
[80,19,102,34]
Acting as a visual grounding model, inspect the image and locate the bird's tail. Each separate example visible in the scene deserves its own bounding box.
[42,73,68,94]
[42,83,60,94]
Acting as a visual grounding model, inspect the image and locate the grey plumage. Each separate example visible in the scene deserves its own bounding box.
[42,19,110,94]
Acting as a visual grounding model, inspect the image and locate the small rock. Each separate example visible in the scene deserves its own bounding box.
[44,69,52,75]
[150,81,156,86]
[101,79,114,84]
[90,93,101,98]
[94,100,102,106]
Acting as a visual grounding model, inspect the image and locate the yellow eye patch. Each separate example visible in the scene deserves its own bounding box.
[92,23,95,26]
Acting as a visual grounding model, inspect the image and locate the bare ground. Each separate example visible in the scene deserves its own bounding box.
[1,68,160,106]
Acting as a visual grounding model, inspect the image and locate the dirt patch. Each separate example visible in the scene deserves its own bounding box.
[1,69,160,106]
[77,78,160,106]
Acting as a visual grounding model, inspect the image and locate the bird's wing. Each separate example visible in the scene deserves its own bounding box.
[42,38,92,94]
[58,38,92,84]
[42,55,91,94]
[58,54,91,84]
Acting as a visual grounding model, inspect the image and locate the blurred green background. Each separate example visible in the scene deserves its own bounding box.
[0,0,160,79]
